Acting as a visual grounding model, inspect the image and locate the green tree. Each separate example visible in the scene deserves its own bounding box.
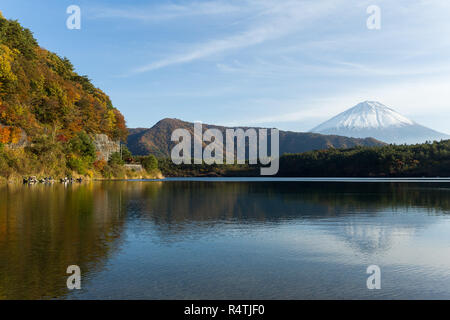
[141,155,158,172]
[121,145,132,162]
[109,152,124,166]
[69,132,96,160]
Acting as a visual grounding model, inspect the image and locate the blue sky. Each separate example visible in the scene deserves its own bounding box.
[1,0,450,133]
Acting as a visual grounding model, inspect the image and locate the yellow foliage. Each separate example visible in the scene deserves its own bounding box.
[0,44,17,84]
[13,104,24,116]
[1,15,128,147]
[86,169,94,178]
[10,127,22,144]
[105,109,116,130]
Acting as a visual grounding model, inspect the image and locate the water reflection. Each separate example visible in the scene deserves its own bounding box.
[0,183,127,299]
[121,182,449,246]
[0,181,449,299]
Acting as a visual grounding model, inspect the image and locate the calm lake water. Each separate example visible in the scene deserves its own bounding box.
[1,179,450,299]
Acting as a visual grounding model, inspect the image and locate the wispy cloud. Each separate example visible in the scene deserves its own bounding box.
[85,0,450,132]
[216,57,450,80]
[93,1,243,22]
[228,76,450,134]
[133,24,284,73]
[128,0,344,74]
[112,0,450,75]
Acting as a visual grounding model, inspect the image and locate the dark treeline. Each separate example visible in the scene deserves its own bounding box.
[278,139,450,177]
[157,158,259,177]
[158,140,450,177]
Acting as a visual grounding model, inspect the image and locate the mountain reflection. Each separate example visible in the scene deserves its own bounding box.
[122,181,449,253]
[124,181,450,223]
[0,181,449,299]
[0,183,127,299]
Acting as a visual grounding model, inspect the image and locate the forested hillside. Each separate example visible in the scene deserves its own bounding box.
[0,13,130,180]
[0,13,127,140]
[157,140,450,177]
[278,140,450,177]
[127,118,384,157]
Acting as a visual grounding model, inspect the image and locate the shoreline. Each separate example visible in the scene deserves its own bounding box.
[0,170,165,185]
[140,176,450,182]
[3,173,450,185]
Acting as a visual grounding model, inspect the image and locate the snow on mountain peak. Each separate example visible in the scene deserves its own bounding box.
[312,101,415,131]
[310,101,449,144]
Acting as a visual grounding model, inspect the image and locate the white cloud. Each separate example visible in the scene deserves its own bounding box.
[216,57,450,79]
[133,24,282,73]
[130,0,344,73]
[127,0,450,74]
[91,0,450,132]
[230,76,450,134]
[93,1,243,22]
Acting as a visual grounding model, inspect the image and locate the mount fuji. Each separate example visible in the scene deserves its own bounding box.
[310,101,449,144]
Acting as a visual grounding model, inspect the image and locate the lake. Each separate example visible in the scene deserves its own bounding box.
[1,179,450,299]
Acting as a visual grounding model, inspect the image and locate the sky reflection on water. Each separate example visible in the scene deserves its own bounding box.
[1,180,449,299]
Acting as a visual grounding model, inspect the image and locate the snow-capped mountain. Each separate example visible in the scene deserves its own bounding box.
[310,101,449,144]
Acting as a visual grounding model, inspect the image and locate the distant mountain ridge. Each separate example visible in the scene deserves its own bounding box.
[311,101,449,144]
[127,118,385,157]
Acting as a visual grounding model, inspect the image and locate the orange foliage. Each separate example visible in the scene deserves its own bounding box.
[93,159,107,171]
[0,125,23,144]
[0,126,10,143]
[0,17,128,142]
[56,134,68,142]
